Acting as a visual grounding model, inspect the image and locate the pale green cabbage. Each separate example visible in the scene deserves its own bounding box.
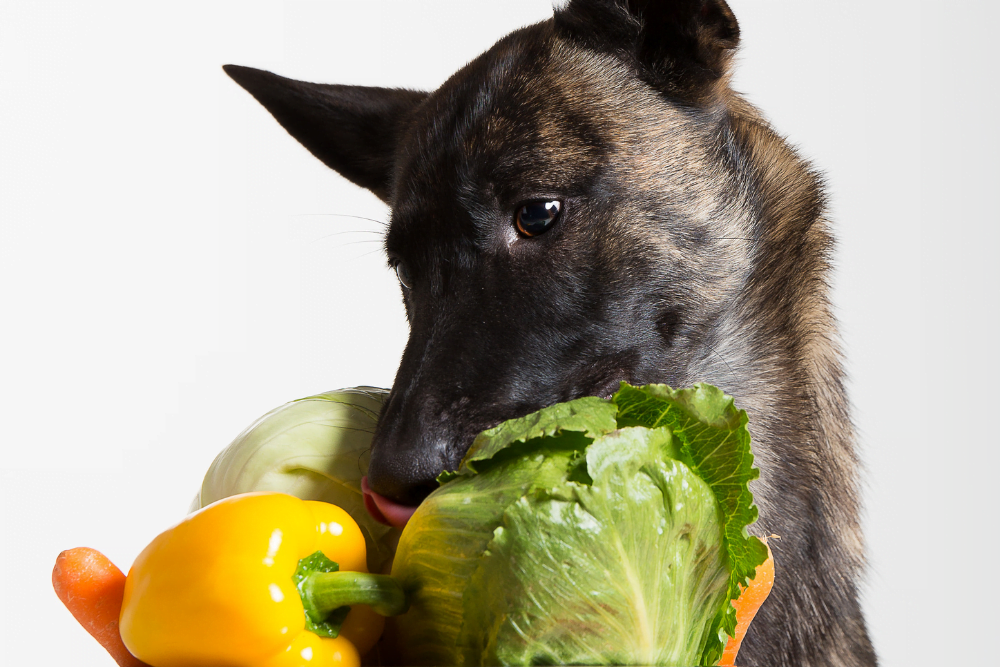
[197,387,400,572]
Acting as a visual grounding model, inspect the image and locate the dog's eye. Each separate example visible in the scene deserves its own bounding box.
[515,200,561,237]
[394,261,413,289]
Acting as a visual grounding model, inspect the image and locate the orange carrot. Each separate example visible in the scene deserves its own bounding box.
[719,540,775,666]
[52,547,149,667]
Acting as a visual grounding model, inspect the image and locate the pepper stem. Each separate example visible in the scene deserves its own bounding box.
[301,570,408,618]
[293,551,408,639]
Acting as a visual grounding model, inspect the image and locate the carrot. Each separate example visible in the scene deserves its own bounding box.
[52,547,149,667]
[719,540,775,666]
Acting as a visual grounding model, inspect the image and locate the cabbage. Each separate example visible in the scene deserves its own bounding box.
[389,383,768,666]
[197,387,401,572]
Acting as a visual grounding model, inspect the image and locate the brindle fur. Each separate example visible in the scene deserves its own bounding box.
[225,1,876,665]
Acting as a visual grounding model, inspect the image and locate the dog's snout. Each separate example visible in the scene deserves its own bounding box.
[365,449,445,507]
[366,408,461,507]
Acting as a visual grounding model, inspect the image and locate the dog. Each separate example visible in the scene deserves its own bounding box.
[224,1,876,665]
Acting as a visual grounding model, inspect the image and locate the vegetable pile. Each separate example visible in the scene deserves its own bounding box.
[52,382,773,667]
[389,382,769,666]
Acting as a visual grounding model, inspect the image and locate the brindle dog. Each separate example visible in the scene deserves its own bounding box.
[224,1,877,665]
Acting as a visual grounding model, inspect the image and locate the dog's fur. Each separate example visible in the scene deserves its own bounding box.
[225,1,876,665]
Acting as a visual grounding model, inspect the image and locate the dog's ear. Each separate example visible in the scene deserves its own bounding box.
[554,0,739,101]
[223,65,427,202]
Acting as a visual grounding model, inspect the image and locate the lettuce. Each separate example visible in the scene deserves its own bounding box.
[390,383,767,666]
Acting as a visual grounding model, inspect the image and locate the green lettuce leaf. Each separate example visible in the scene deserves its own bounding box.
[441,395,618,482]
[613,383,768,664]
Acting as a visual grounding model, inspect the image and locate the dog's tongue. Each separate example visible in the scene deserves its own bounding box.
[361,476,418,530]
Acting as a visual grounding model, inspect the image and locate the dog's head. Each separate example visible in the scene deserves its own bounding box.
[226,0,754,513]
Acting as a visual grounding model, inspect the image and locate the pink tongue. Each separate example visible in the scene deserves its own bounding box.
[361,476,418,530]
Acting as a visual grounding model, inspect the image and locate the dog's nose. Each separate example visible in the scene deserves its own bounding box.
[365,434,453,507]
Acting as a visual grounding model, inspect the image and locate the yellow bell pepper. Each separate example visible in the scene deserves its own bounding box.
[119,492,407,667]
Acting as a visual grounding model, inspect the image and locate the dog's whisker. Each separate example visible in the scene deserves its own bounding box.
[347,248,392,262]
[704,343,740,388]
[312,232,385,244]
[681,322,741,387]
[334,239,384,248]
[317,230,385,236]
[357,448,369,478]
[290,213,389,227]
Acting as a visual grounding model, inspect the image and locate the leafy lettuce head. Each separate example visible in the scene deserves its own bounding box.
[390,383,768,666]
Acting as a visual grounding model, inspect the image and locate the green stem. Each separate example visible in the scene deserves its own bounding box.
[293,551,408,638]
[300,570,409,618]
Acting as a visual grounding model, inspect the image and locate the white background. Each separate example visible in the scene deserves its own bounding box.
[1,1,997,665]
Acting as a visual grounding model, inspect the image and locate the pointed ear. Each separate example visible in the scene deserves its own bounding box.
[223,65,428,202]
[555,0,739,102]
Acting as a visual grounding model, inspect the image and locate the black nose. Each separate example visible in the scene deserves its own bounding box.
[365,436,451,507]
[367,386,467,506]
[367,368,489,505]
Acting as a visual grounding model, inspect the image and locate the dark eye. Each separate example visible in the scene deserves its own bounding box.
[394,261,413,289]
[515,200,561,237]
